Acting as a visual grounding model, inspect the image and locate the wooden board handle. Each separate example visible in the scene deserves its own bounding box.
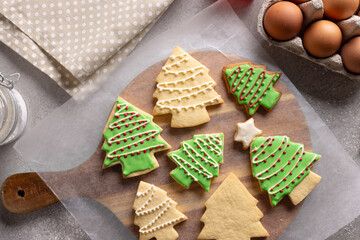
[1,172,59,214]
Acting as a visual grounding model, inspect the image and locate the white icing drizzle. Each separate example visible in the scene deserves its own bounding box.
[135,185,186,235]
[156,52,221,111]
[251,136,318,195]
[106,103,164,160]
[170,134,223,180]
[157,96,222,112]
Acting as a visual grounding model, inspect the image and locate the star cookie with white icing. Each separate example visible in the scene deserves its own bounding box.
[234,118,262,150]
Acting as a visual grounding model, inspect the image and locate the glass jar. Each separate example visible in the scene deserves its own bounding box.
[0,73,27,146]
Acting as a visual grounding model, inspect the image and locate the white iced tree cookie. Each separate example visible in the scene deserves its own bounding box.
[133,181,187,240]
[153,46,224,128]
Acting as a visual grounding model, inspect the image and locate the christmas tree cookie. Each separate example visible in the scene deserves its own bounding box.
[198,173,269,240]
[223,62,282,116]
[153,46,224,128]
[133,181,187,240]
[250,136,321,206]
[168,133,224,192]
[102,97,170,178]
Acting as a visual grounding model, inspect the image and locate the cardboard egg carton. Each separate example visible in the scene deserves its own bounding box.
[257,0,360,79]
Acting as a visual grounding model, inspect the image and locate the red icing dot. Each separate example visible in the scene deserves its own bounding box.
[271,154,275,157]
[253,149,257,153]
[123,132,127,136]
[271,188,273,191]
[129,117,133,120]
[117,156,120,159]
[137,151,141,155]
[199,166,203,169]
[114,122,118,126]
[131,137,135,140]
[283,178,287,181]
[134,143,138,146]
[201,158,204,161]
[275,173,278,176]
[282,141,285,144]
[137,127,140,130]
[283,151,286,154]
[273,164,276,167]
[152,135,155,139]
[131,153,134,156]
[108,143,112,146]
[116,141,120,144]
[292,180,295,183]
[143,150,147,153]
[125,106,128,110]
[264,160,267,163]
[273,194,276,196]
[139,134,143,137]
[256,163,259,166]
[297,176,301,179]
[114,151,117,154]
[289,171,292,175]
[117,105,121,109]
[195,169,198,172]
[267,177,270,180]
[150,147,153,150]
[140,141,144,144]
[128,146,131,149]
[296,151,299,154]
[191,177,194,180]
[124,139,127,143]
[116,115,120,119]
[124,155,127,158]
[262,150,266,154]
[277,159,281,162]
[110,156,114,160]
[296,164,298,167]
[110,128,114,131]
[129,130,133,133]
[292,156,296,160]
[117,126,121,129]
[203,174,206,177]
[207,146,210,149]
[286,185,290,188]
[120,149,124,152]
[261,144,264,147]
[210,163,213,166]
[269,143,272,146]
[281,168,284,171]
[125,124,129,127]
[136,114,139,117]
[185,152,189,155]
[278,147,282,150]
[181,160,184,163]
[187,164,190,167]
[288,161,291,165]
[184,171,187,174]
[146,137,150,141]
[266,170,269,172]
[124,113,128,117]
[280,190,283,193]
[287,144,290,147]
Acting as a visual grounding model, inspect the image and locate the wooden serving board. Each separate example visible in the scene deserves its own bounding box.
[2,51,313,240]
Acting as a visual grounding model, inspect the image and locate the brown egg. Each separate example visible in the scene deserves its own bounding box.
[323,0,359,21]
[264,2,303,41]
[341,36,360,74]
[303,20,342,58]
[290,0,310,3]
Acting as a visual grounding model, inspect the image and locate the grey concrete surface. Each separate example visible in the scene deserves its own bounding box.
[0,0,360,239]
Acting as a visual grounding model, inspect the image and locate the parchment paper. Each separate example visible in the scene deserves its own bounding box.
[14,0,360,239]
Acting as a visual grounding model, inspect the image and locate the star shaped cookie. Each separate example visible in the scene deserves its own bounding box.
[234,118,262,150]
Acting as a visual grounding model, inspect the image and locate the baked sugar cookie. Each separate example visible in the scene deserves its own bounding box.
[223,62,281,116]
[168,133,224,192]
[198,173,269,240]
[153,46,224,128]
[102,97,170,178]
[133,181,187,240]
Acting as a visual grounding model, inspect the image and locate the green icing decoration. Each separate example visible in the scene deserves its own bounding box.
[168,133,224,192]
[102,98,169,176]
[224,63,281,116]
[250,136,321,206]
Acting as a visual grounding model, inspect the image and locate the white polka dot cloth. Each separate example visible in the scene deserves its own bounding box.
[0,0,173,96]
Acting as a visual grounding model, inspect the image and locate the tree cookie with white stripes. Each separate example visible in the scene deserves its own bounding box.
[168,133,224,192]
[153,46,224,128]
[102,97,170,178]
[133,181,187,240]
